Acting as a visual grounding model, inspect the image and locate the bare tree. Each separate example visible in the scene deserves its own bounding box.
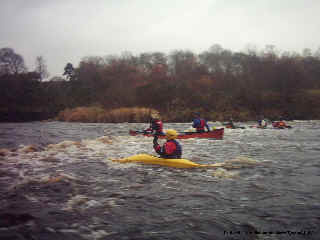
[35,56,49,81]
[302,48,312,58]
[63,62,75,80]
[0,48,27,75]
[314,47,320,59]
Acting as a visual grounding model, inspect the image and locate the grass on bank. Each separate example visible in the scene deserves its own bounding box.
[56,88,320,123]
[56,107,157,123]
[56,106,257,123]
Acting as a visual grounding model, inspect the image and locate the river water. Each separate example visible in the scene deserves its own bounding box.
[0,121,319,240]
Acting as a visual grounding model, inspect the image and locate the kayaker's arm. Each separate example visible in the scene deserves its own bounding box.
[144,128,152,134]
[153,140,162,156]
[153,136,159,146]
[144,122,152,133]
[153,136,169,157]
[205,121,210,132]
[143,118,152,133]
[153,136,162,155]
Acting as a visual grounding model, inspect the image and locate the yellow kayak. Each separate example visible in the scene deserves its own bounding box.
[112,154,225,168]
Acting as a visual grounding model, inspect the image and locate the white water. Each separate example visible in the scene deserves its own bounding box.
[0,121,319,240]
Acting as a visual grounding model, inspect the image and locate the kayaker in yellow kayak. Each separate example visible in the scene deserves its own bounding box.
[153,129,182,159]
[192,112,210,133]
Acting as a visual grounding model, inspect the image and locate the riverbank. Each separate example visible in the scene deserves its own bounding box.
[55,106,319,123]
[0,111,56,123]
[2,105,320,123]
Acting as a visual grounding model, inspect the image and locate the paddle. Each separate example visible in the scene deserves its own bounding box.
[226,125,246,129]
[129,129,150,135]
[130,114,153,135]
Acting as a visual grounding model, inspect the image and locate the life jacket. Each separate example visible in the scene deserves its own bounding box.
[163,139,182,159]
[148,119,164,134]
[193,118,205,131]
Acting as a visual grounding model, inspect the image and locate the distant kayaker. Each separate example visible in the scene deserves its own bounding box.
[272,118,287,128]
[192,112,210,133]
[153,129,182,159]
[257,116,267,128]
[144,112,164,136]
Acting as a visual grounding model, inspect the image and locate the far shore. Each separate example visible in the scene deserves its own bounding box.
[1,106,317,123]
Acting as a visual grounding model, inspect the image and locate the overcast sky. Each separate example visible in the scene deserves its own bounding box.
[1,0,319,77]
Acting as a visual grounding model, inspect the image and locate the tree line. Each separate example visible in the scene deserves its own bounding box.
[1,45,320,122]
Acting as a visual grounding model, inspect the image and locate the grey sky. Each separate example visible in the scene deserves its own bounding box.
[1,0,319,77]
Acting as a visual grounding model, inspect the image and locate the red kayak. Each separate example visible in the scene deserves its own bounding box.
[272,122,292,129]
[129,128,224,140]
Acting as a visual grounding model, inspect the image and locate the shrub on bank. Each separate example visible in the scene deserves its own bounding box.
[99,107,153,123]
[57,103,317,123]
[57,107,105,122]
[57,106,157,123]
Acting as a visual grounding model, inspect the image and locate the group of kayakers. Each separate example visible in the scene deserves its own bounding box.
[224,116,289,129]
[143,112,210,159]
[257,117,289,129]
[143,112,290,159]
[144,112,210,136]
